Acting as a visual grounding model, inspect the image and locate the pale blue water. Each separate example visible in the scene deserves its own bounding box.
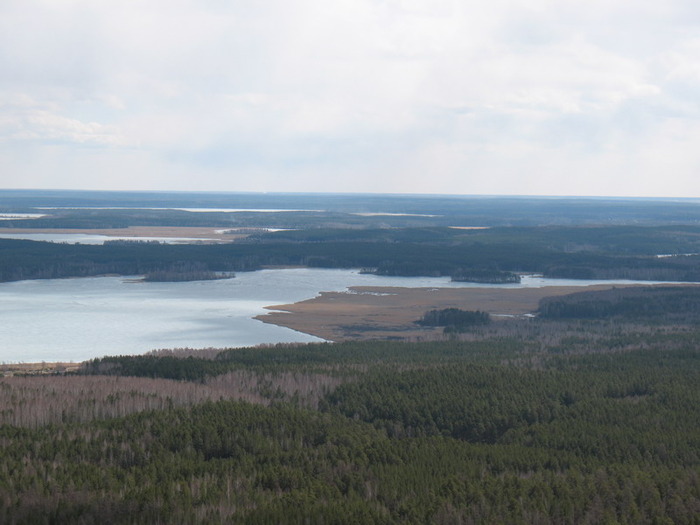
[0,268,686,362]
[0,233,217,244]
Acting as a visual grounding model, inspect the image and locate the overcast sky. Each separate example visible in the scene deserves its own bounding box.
[1,1,699,197]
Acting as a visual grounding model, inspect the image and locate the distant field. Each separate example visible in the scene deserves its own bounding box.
[0,226,244,242]
[0,362,81,375]
[4,189,700,226]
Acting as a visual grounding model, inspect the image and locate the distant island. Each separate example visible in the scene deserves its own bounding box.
[450,268,521,284]
[142,270,234,282]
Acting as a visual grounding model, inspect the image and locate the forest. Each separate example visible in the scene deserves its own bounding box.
[4,190,700,283]
[4,225,700,283]
[538,286,700,321]
[416,308,491,332]
[2,308,700,523]
[1,191,700,523]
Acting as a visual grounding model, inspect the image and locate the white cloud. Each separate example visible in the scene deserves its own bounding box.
[0,94,123,146]
[0,0,699,196]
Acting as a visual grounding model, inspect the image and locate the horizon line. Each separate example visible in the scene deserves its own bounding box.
[2,188,700,202]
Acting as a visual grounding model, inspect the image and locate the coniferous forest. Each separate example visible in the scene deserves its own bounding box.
[1,192,700,523]
[2,320,699,524]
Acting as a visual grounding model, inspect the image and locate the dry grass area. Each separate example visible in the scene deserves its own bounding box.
[0,226,247,242]
[257,284,637,342]
[0,362,82,376]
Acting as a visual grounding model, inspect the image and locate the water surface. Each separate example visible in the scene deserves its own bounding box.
[0,269,686,363]
[0,233,217,244]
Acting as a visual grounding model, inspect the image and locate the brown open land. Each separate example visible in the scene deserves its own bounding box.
[0,362,82,376]
[257,284,640,342]
[0,226,247,242]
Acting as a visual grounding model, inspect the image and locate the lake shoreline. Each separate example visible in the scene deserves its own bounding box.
[3,268,697,365]
[256,283,651,342]
[2,282,665,370]
[0,226,238,240]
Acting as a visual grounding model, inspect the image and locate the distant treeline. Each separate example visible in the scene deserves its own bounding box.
[257,224,700,256]
[0,239,253,282]
[141,262,232,282]
[450,268,520,283]
[6,190,700,225]
[3,225,700,283]
[142,271,229,282]
[539,286,700,320]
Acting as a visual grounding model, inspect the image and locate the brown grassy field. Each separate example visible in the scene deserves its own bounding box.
[0,362,82,376]
[0,226,247,242]
[257,284,640,342]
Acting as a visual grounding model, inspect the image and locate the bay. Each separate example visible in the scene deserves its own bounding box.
[0,268,686,363]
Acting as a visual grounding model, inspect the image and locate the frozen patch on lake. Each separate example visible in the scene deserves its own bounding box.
[0,233,218,244]
[0,213,46,220]
[37,207,324,213]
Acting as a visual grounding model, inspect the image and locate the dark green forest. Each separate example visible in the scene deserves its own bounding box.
[538,285,700,320]
[4,224,700,283]
[3,319,700,523]
[4,190,700,284]
[416,308,491,332]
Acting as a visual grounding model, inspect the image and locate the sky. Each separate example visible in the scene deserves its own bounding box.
[1,1,699,197]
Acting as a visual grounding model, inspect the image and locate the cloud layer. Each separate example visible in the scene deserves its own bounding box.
[1,0,699,196]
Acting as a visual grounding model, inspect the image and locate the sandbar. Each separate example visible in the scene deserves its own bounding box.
[257,284,639,342]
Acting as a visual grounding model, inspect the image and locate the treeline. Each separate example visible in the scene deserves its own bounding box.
[450,268,520,283]
[80,340,519,380]
[0,239,256,282]
[7,190,700,225]
[539,285,700,320]
[0,207,444,231]
[3,225,700,283]
[142,262,232,282]
[261,224,700,256]
[142,271,226,282]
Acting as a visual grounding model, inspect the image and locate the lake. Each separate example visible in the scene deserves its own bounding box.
[0,268,685,363]
[0,233,219,244]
